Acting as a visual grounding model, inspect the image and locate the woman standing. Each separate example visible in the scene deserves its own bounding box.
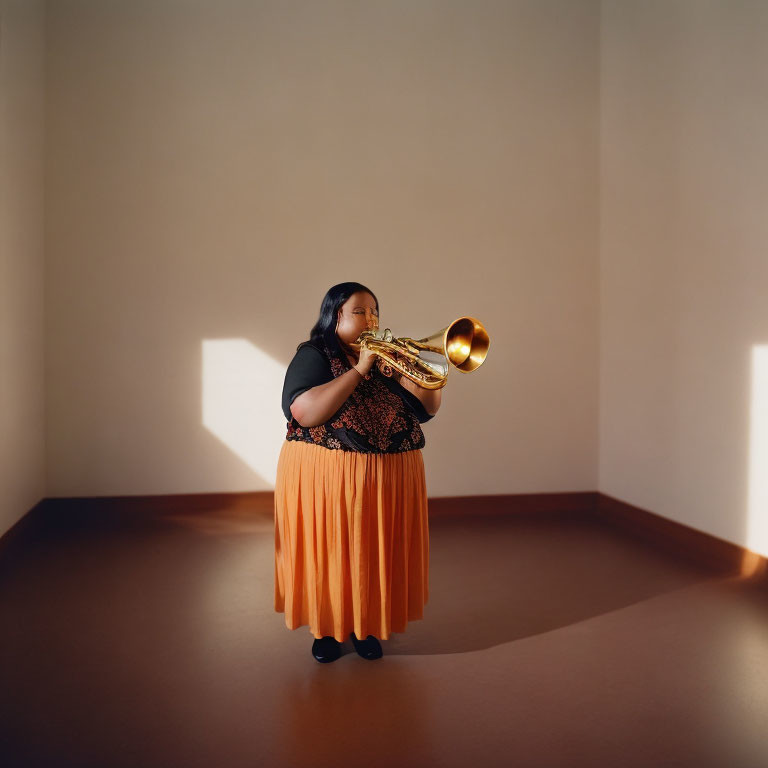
[274,282,441,662]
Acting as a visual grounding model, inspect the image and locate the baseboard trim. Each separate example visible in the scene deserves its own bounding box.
[594,493,767,578]
[427,492,598,518]
[3,490,766,579]
[37,491,275,515]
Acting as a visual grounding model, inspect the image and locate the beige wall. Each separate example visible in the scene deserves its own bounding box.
[0,0,46,536]
[44,0,600,499]
[5,0,766,560]
[600,0,768,556]
[6,0,767,561]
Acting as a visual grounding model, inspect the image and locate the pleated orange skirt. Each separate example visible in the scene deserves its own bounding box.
[274,439,429,642]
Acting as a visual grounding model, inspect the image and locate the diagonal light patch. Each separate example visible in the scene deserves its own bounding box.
[747,344,768,561]
[202,339,287,487]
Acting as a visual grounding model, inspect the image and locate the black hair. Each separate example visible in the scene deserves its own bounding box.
[300,282,379,357]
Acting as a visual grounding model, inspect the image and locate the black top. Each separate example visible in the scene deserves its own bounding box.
[281,340,434,453]
[281,344,335,422]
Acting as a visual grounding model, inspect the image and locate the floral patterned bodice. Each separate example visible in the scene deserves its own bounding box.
[283,340,432,453]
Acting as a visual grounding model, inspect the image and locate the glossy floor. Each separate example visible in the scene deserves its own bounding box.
[2,503,767,767]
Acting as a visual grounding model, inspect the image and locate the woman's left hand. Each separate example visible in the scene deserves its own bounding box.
[396,360,442,416]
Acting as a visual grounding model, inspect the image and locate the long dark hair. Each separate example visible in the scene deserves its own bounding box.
[300,281,379,357]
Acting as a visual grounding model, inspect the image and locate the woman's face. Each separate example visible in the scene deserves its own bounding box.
[336,291,379,346]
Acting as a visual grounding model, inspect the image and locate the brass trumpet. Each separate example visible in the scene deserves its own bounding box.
[354,317,490,390]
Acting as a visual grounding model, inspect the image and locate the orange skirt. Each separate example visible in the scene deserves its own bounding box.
[274,440,429,642]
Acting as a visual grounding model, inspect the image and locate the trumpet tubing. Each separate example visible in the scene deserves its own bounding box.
[356,316,490,390]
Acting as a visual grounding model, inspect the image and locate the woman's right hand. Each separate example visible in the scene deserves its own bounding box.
[355,346,377,376]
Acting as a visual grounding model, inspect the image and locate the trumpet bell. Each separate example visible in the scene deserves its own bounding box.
[434,317,490,373]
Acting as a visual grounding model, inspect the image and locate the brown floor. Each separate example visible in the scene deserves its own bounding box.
[1,502,767,768]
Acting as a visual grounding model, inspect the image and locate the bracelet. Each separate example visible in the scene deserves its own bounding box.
[351,366,364,378]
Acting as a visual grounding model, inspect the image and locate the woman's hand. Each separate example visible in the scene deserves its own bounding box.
[355,346,377,376]
[397,368,442,416]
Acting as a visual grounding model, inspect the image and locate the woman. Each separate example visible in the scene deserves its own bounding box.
[274,282,441,663]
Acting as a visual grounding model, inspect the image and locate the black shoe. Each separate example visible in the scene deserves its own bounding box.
[312,636,342,663]
[350,632,383,660]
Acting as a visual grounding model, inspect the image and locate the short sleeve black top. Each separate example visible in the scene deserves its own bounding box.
[281,340,434,453]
